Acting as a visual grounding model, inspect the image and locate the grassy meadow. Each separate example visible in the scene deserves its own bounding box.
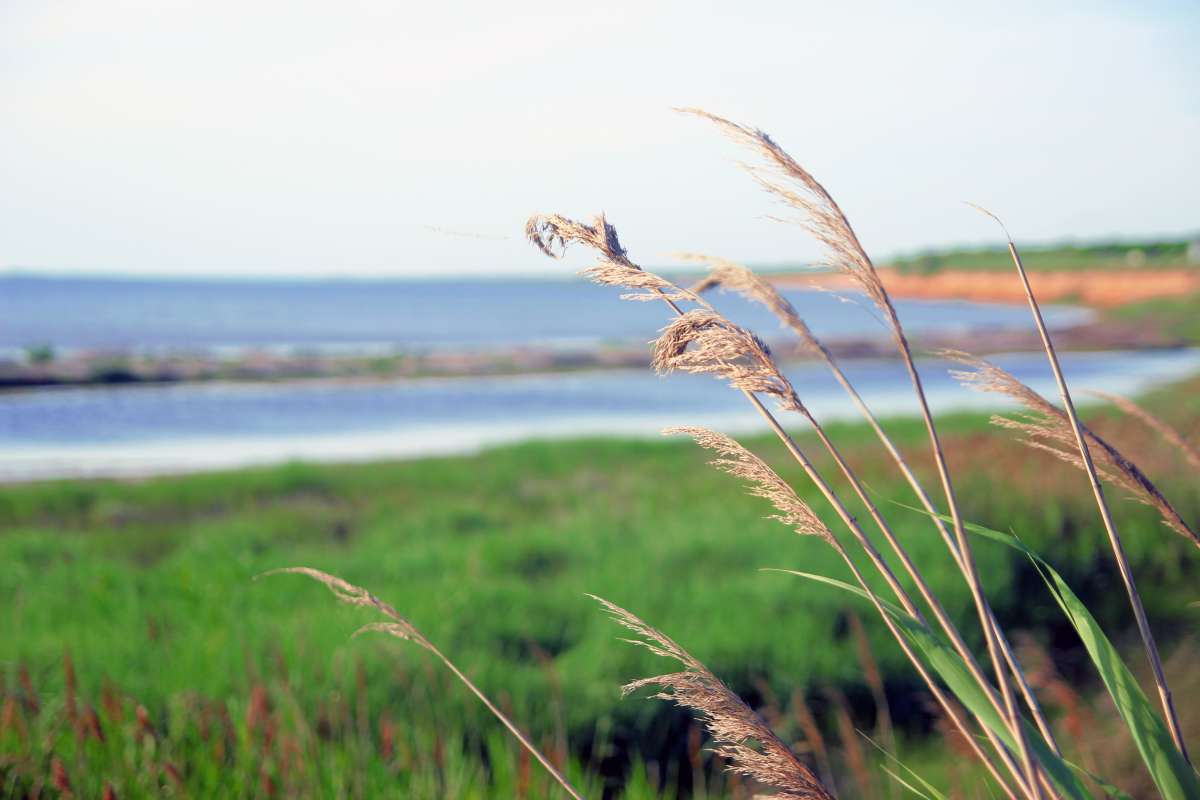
[3,376,1198,798]
[890,238,1194,274]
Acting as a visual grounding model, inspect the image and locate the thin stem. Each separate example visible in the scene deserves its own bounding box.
[650,284,1037,795]
[744,392,1038,800]
[824,528,1022,800]
[795,402,1057,767]
[991,225,1191,765]
[889,316,1044,798]
[426,643,585,799]
[809,341,1060,755]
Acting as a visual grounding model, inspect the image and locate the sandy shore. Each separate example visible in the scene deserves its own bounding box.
[773,267,1200,307]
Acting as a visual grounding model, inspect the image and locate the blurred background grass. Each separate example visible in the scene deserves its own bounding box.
[4,378,1197,797]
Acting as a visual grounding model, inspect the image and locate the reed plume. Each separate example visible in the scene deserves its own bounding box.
[1085,389,1200,472]
[664,426,831,543]
[688,254,1060,759]
[653,311,802,412]
[261,567,584,800]
[591,594,834,800]
[676,109,892,324]
[661,426,1025,798]
[526,213,700,305]
[948,352,1199,549]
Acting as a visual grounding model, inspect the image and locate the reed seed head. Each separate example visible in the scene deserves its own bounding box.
[526,213,700,304]
[1085,389,1200,472]
[947,352,1199,547]
[591,595,834,799]
[678,108,894,325]
[653,310,802,411]
[259,567,434,651]
[664,426,833,544]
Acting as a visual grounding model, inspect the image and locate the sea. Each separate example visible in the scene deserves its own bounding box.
[2,275,1196,480]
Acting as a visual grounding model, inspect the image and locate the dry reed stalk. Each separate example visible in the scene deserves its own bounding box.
[664,426,1023,799]
[691,256,1061,755]
[847,611,896,795]
[962,206,1193,764]
[824,686,875,800]
[665,260,1054,793]
[592,594,836,799]
[1085,389,1200,472]
[659,323,1044,793]
[681,109,1044,795]
[261,567,585,800]
[792,690,838,795]
[527,212,1034,799]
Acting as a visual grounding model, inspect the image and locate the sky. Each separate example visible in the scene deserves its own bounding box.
[1,0,1197,278]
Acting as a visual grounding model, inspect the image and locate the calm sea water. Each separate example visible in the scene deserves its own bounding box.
[0,275,1090,354]
[2,275,1193,481]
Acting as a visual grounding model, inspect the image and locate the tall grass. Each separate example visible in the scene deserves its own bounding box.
[275,111,1197,798]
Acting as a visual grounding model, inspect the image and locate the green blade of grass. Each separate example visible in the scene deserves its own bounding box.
[898,506,1200,800]
[1062,759,1134,800]
[861,730,947,800]
[881,765,941,800]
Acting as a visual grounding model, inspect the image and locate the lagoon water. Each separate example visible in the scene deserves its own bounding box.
[3,350,1199,481]
[2,276,1196,480]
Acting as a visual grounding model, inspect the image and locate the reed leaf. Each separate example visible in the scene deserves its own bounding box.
[900,511,1200,800]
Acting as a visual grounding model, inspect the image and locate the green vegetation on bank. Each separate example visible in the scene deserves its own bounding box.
[891,237,1196,274]
[2,381,1198,797]
[1111,292,1200,346]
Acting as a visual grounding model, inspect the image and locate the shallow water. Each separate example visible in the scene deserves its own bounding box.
[2,348,1196,481]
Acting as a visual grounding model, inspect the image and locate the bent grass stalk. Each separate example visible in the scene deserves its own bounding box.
[969,206,1192,766]
[258,568,585,800]
[678,108,1045,797]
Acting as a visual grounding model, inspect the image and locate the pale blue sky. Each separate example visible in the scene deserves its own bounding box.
[2,1,1197,277]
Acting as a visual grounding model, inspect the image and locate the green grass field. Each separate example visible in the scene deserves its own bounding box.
[889,238,1194,274]
[3,380,1199,797]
